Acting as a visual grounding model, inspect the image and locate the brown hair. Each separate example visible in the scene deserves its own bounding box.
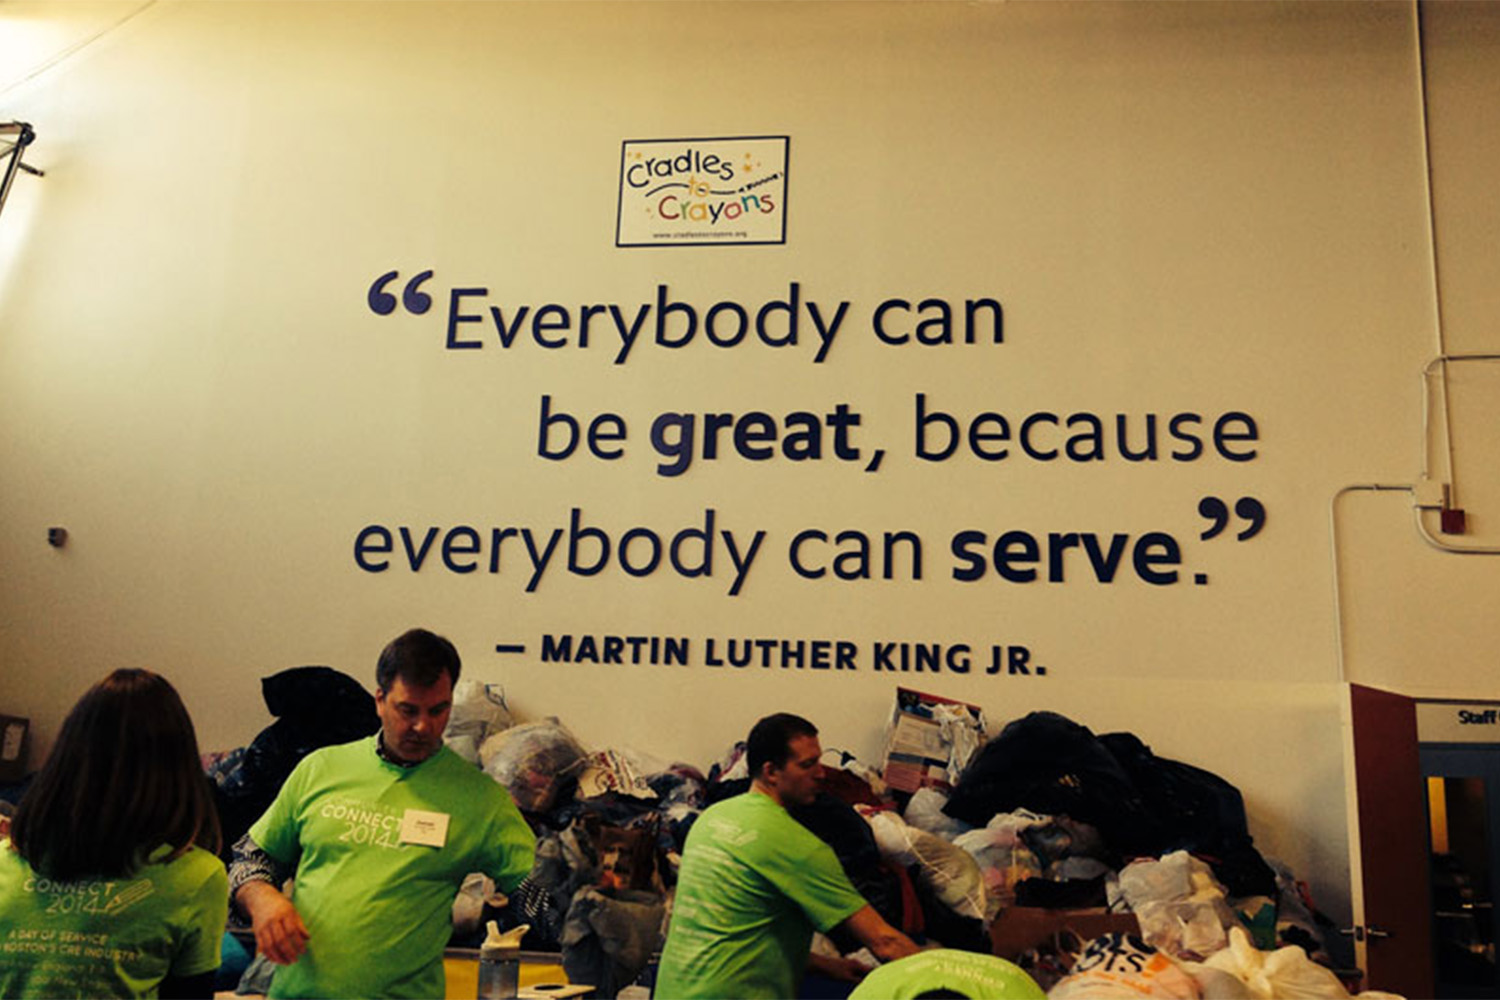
[375,627,461,692]
[10,668,221,881]
[747,712,819,779]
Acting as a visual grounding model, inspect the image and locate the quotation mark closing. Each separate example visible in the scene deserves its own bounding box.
[1198,496,1266,542]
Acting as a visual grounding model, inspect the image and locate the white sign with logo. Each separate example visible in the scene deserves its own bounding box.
[616,135,789,247]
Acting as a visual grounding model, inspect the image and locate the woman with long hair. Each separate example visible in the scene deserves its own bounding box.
[0,668,228,998]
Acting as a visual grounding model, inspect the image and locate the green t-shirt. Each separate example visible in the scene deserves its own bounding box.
[655,792,867,1000]
[0,840,228,999]
[249,737,535,999]
[848,949,1047,1000]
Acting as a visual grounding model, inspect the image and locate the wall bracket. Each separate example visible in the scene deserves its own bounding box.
[0,122,42,225]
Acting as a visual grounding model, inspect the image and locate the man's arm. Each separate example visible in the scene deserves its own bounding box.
[835,905,921,963]
[807,949,875,983]
[228,834,309,966]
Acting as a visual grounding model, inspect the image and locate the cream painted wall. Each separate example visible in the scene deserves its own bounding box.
[3,0,1498,939]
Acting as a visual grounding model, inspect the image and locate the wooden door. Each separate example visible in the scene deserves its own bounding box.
[1346,683,1435,997]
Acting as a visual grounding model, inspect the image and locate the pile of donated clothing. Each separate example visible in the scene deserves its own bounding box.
[206,667,1400,999]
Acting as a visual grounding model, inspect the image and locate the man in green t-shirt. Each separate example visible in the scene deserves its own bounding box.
[655,713,921,999]
[229,628,536,999]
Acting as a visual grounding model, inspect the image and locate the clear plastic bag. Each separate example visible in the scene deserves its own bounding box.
[903,787,974,839]
[444,679,513,764]
[479,718,588,812]
[1118,850,1239,959]
[1118,850,1200,906]
[867,809,987,921]
[951,809,1050,915]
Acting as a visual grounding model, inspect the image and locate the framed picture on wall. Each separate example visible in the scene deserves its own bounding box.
[616,135,789,247]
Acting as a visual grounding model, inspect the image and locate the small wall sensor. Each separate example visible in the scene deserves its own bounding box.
[47,527,67,548]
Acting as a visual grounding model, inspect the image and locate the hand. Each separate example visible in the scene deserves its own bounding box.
[806,951,874,983]
[825,956,875,983]
[839,904,920,963]
[239,882,310,965]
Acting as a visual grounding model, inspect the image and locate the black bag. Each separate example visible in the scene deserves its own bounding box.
[211,666,379,857]
[942,711,1150,856]
[1098,732,1276,898]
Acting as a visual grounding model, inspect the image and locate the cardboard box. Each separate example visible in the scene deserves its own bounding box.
[879,687,986,795]
[990,906,1141,959]
[0,715,28,783]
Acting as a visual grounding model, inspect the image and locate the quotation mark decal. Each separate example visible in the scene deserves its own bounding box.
[1190,495,1266,585]
[1198,496,1266,541]
[367,270,434,316]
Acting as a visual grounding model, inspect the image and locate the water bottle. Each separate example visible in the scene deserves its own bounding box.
[477,920,525,1000]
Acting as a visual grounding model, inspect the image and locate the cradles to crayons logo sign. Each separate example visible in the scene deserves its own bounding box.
[616,136,789,247]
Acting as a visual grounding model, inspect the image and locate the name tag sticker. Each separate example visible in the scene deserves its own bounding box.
[399,809,450,848]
